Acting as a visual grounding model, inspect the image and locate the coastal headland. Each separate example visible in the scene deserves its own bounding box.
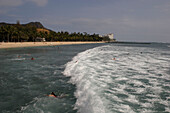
[0,41,104,49]
[0,21,109,49]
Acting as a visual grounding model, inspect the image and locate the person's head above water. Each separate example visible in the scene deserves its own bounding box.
[48,92,57,97]
[51,92,56,96]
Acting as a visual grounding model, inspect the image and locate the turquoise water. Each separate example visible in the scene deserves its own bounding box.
[0,43,170,113]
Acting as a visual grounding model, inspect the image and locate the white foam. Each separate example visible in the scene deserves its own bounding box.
[114,104,135,113]
[141,102,153,108]
[63,44,170,113]
[167,45,170,48]
[11,58,26,61]
[21,96,62,113]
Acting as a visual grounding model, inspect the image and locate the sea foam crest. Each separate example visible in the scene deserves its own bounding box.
[63,47,108,113]
[64,44,170,113]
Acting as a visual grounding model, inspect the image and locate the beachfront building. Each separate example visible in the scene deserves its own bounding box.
[101,33,116,41]
[35,37,46,42]
[106,33,114,40]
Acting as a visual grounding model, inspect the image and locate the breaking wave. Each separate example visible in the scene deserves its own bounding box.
[64,44,170,113]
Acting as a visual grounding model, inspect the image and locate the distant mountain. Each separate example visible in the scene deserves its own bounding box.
[0,22,45,28]
[23,22,44,28]
[0,21,103,42]
[0,22,14,27]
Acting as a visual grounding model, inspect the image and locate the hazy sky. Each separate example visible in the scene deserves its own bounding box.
[0,0,170,42]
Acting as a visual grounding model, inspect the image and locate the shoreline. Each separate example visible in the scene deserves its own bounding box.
[0,41,105,49]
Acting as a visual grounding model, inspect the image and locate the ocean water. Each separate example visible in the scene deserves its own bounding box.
[0,44,103,113]
[63,43,170,113]
[0,43,170,113]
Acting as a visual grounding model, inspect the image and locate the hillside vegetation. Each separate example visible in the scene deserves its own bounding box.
[0,21,104,42]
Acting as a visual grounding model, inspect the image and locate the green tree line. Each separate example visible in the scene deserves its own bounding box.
[0,24,104,42]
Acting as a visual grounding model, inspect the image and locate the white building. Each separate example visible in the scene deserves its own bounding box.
[35,37,46,42]
[107,33,114,40]
[102,33,114,40]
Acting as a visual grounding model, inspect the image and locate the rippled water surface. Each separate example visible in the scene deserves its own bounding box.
[0,43,170,113]
[64,43,170,113]
[0,44,103,113]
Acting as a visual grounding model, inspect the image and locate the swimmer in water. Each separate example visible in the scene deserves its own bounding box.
[48,92,68,98]
[31,57,34,60]
[48,92,57,98]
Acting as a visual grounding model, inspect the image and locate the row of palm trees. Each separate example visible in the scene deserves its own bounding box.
[0,25,34,42]
[0,24,104,42]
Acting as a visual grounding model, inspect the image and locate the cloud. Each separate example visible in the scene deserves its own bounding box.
[0,0,48,15]
[0,8,9,14]
[154,1,170,13]
[0,0,48,7]
[0,0,23,7]
[28,0,48,7]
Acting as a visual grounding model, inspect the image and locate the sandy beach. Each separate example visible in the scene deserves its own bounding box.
[0,41,104,49]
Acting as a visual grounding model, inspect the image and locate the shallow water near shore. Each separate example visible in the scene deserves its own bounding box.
[0,43,170,113]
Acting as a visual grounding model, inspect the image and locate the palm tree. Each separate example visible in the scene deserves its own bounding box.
[5,25,15,42]
[0,26,7,42]
[13,29,21,42]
